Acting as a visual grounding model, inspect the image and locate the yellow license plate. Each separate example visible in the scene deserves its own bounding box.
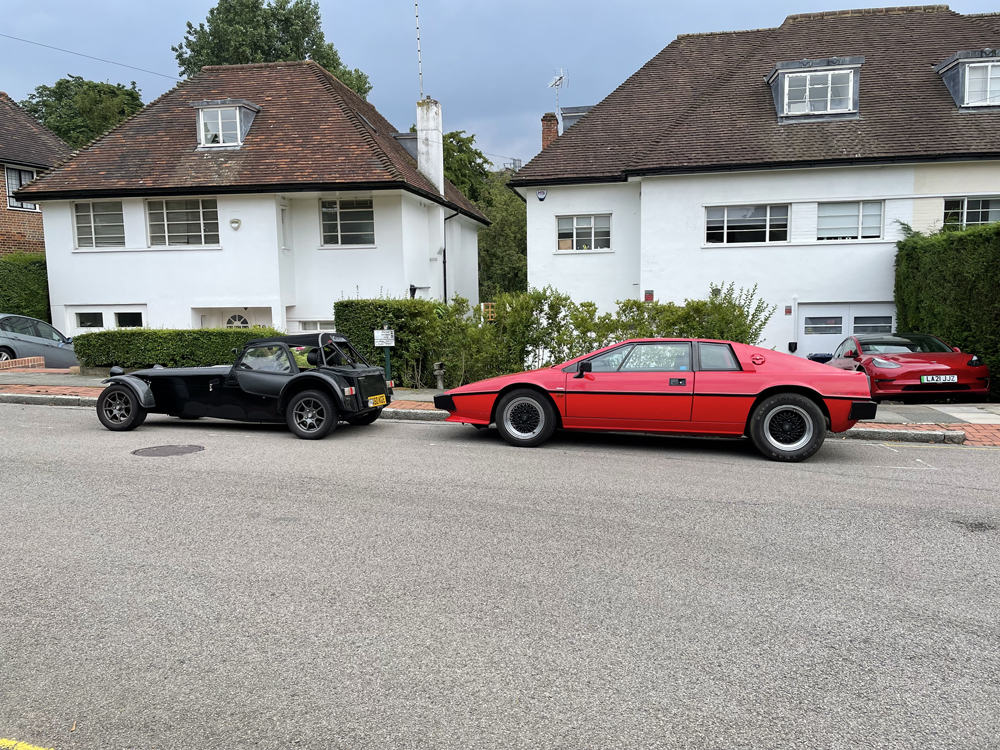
[368,394,387,407]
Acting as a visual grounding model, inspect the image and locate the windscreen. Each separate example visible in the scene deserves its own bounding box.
[319,334,371,367]
[859,334,951,354]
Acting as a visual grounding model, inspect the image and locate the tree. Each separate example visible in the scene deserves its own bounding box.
[443,131,490,203]
[172,0,371,98]
[475,171,527,301]
[20,76,143,149]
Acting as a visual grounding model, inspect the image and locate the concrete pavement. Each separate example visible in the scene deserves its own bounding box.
[1,403,1000,749]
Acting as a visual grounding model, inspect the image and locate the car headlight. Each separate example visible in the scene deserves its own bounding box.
[870,357,901,369]
[968,355,985,367]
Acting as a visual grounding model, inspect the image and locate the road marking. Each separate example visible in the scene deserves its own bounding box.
[880,444,901,453]
[0,739,56,750]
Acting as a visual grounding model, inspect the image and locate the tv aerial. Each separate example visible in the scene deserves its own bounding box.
[548,68,567,113]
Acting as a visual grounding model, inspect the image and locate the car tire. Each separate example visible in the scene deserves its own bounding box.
[286,389,338,440]
[97,385,148,432]
[0,347,15,362]
[748,393,825,462]
[495,389,556,448]
[347,409,381,426]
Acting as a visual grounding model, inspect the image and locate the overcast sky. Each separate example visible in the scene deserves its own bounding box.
[2,1,996,167]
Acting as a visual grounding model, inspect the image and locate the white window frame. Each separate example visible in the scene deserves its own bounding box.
[555,214,612,253]
[964,61,1000,107]
[298,320,337,332]
[5,166,38,211]
[146,198,220,247]
[704,204,790,245]
[943,196,1000,228]
[198,107,242,147]
[783,69,855,116]
[73,201,126,248]
[816,201,884,241]
[319,198,376,248]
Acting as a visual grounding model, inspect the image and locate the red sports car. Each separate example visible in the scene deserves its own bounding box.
[433,339,877,462]
[825,332,990,403]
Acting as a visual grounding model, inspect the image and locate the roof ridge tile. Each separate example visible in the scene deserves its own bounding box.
[783,4,949,22]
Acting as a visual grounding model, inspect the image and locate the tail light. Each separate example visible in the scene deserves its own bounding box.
[386,380,394,388]
[343,387,356,396]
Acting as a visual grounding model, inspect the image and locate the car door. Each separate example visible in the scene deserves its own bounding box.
[30,320,78,367]
[0,316,45,360]
[829,337,860,371]
[232,344,295,419]
[564,341,694,428]
[690,341,756,430]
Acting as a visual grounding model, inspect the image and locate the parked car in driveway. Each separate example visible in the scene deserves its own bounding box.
[434,338,876,462]
[96,333,392,439]
[823,332,990,403]
[0,314,78,367]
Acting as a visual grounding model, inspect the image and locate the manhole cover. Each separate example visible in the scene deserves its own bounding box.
[132,445,205,457]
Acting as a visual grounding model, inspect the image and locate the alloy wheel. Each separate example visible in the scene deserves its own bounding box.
[293,398,326,433]
[0,351,11,362]
[103,391,133,424]
[763,404,813,452]
[502,397,544,439]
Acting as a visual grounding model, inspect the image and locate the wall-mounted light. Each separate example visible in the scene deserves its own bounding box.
[230,218,242,231]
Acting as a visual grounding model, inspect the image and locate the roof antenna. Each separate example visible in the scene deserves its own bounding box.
[415,2,424,99]
[548,68,567,123]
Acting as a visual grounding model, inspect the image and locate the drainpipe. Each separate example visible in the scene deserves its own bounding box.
[443,210,460,302]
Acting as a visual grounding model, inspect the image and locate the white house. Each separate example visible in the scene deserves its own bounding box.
[509,6,1000,357]
[17,61,487,336]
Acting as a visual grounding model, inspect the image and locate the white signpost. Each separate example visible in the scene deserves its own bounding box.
[373,329,396,348]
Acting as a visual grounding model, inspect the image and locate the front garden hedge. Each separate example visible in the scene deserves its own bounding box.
[72,326,282,369]
[895,222,1000,400]
[0,252,50,322]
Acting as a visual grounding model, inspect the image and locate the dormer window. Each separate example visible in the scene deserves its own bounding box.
[934,50,1000,110]
[200,107,240,146]
[766,57,863,123]
[190,98,261,149]
[785,70,853,115]
[966,62,1000,107]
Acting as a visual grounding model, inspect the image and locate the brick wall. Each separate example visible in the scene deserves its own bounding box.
[0,167,46,254]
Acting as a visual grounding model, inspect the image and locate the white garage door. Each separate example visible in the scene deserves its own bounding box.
[799,302,896,358]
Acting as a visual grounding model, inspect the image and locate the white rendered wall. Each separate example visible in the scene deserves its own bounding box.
[43,194,284,336]
[638,166,915,352]
[526,182,642,312]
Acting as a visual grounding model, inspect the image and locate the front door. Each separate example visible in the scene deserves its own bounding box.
[30,320,78,367]
[233,344,295,420]
[0,316,45,360]
[564,342,694,429]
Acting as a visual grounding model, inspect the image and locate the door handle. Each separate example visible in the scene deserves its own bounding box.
[209,378,220,391]
[669,378,686,386]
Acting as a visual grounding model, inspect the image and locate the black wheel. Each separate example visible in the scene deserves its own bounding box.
[286,390,338,440]
[97,385,148,432]
[0,347,15,362]
[494,389,556,447]
[748,393,825,462]
[347,409,381,426]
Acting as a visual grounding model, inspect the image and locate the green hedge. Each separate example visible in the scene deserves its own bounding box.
[72,326,282,368]
[0,252,50,322]
[335,283,775,389]
[895,223,1000,400]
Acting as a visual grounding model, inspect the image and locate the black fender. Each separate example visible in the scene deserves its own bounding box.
[278,372,348,415]
[101,375,156,409]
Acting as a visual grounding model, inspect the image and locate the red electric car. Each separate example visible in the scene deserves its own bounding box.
[433,339,876,462]
[825,332,990,403]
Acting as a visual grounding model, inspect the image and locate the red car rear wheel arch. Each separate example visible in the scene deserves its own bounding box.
[744,386,832,435]
[490,383,563,428]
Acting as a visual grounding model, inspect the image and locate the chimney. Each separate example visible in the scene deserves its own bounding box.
[541,112,558,150]
[416,97,444,195]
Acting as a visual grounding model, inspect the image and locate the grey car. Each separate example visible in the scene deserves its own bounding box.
[0,314,78,368]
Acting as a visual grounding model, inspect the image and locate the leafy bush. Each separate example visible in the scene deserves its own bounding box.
[335,283,774,389]
[896,223,1000,399]
[0,252,50,322]
[72,326,282,368]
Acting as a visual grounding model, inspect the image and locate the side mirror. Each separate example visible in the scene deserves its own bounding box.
[65,337,73,344]
[231,347,239,355]
[845,350,857,358]
[952,346,961,353]
[574,361,593,379]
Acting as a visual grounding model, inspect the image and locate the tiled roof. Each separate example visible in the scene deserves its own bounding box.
[17,62,487,224]
[0,92,72,169]
[511,6,1000,186]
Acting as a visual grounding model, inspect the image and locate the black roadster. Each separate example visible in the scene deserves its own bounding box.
[96,333,392,439]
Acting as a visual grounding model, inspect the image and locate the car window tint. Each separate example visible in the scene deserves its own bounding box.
[859,335,950,354]
[34,322,65,342]
[619,343,691,372]
[0,318,13,333]
[5,317,37,336]
[588,345,633,372]
[239,346,292,373]
[699,343,740,371]
[833,339,847,358]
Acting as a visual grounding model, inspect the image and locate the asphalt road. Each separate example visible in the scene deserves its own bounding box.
[2,403,999,750]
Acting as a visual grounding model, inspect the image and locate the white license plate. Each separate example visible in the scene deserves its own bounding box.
[920,375,957,383]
